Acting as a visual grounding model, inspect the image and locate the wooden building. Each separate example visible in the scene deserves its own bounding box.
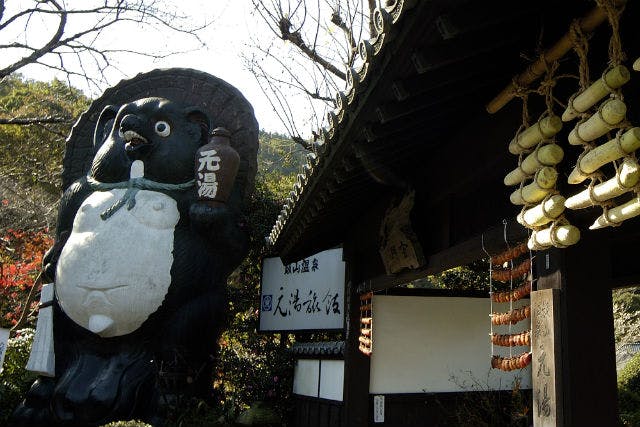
[266,0,640,425]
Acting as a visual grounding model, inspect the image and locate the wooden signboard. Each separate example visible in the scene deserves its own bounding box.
[531,288,563,426]
[379,191,425,274]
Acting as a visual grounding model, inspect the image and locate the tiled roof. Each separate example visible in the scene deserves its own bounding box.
[290,341,345,357]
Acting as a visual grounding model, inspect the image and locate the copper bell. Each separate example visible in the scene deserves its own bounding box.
[195,127,240,206]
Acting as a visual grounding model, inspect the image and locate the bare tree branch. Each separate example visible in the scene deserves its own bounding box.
[0,0,67,78]
[0,116,72,125]
[277,15,346,80]
[330,10,356,57]
[246,0,374,147]
[0,1,211,85]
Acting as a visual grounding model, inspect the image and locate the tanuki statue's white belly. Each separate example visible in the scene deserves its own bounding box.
[56,189,179,337]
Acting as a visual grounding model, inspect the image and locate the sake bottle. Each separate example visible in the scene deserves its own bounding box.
[195,127,240,206]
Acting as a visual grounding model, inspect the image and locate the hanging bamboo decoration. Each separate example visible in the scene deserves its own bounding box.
[590,196,640,229]
[504,144,564,186]
[508,115,563,154]
[510,167,558,205]
[528,223,581,250]
[562,64,630,121]
[359,292,373,356]
[567,98,627,145]
[568,127,640,184]
[566,157,640,209]
[517,194,566,227]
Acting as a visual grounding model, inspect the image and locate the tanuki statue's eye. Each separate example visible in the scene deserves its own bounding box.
[154,121,171,137]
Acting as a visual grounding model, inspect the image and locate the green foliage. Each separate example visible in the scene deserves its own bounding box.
[216,171,294,421]
[205,132,302,422]
[614,288,640,345]
[0,75,90,196]
[258,131,307,178]
[0,328,37,425]
[417,260,490,292]
[619,352,640,426]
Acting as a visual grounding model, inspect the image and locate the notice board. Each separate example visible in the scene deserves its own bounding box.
[259,248,345,332]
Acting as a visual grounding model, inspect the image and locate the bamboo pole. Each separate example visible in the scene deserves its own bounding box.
[566,157,640,209]
[510,167,558,205]
[567,99,627,145]
[504,143,564,186]
[562,65,630,121]
[517,194,566,227]
[590,196,640,229]
[528,224,580,250]
[568,128,640,184]
[508,116,562,154]
[486,1,626,114]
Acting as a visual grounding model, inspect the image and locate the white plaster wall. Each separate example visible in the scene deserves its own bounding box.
[319,360,344,401]
[369,295,532,394]
[293,359,319,397]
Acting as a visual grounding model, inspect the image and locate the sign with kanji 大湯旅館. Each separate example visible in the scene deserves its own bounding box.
[259,248,345,332]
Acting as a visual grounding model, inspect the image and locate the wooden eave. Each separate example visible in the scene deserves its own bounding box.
[267,0,632,267]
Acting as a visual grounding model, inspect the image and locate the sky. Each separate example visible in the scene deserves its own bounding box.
[2,0,302,135]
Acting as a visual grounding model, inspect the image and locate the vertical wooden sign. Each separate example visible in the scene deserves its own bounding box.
[378,191,425,274]
[531,288,563,427]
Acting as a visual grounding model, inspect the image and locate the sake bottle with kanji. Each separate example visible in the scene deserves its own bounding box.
[195,127,240,206]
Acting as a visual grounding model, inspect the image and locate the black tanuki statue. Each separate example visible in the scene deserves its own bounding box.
[10,69,259,426]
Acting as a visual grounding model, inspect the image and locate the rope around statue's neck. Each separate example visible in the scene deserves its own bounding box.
[86,176,195,220]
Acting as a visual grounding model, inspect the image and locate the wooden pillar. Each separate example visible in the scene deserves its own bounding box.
[535,232,618,426]
[341,277,371,427]
[341,243,371,427]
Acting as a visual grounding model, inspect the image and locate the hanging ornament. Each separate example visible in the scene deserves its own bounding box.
[358,291,373,356]
[491,330,531,347]
[491,352,533,371]
[487,237,533,372]
[563,0,640,230]
[503,53,579,250]
[491,281,532,303]
[562,64,630,121]
[491,306,532,325]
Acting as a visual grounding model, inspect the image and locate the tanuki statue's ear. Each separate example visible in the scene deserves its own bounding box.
[94,105,119,150]
[185,106,210,145]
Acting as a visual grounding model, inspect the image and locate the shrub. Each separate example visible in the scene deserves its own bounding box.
[619,352,640,426]
[0,328,36,424]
